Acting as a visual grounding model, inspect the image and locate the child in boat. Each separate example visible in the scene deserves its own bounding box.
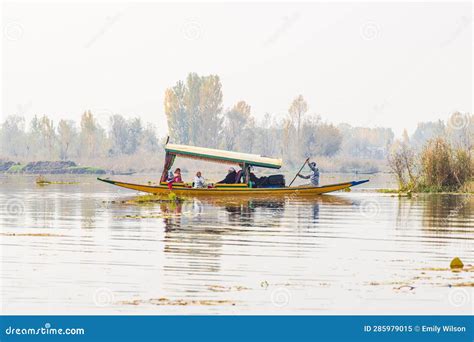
[167,168,182,189]
[166,170,174,182]
[297,161,320,186]
[193,171,206,188]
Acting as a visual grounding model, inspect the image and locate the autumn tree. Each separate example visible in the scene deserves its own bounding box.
[164,81,188,143]
[164,73,223,147]
[0,115,26,157]
[39,115,56,159]
[288,95,308,146]
[301,119,342,157]
[58,120,77,160]
[197,75,223,147]
[140,123,160,153]
[80,110,106,159]
[223,101,254,152]
[411,120,445,149]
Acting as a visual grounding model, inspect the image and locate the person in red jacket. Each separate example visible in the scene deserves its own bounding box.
[167,168,182,189]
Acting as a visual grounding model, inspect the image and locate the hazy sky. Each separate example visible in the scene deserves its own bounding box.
[2,1,472,137]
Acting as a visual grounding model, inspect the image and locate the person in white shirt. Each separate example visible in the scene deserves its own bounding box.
[193,171,206,188]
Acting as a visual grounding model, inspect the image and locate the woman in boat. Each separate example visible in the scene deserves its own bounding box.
[167,168,183,189]
[217,167,237,184]
[297,161,320,186]
[193,171,206,188]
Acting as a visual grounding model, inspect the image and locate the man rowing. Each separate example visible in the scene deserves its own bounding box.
[297,161,320,186]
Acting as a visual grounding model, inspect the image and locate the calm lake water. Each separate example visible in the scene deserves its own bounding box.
[1,174,473,315]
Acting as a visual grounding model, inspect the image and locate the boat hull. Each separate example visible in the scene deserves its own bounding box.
[97,178,369,196]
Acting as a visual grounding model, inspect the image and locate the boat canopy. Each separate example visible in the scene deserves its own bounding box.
[165,143,282,169]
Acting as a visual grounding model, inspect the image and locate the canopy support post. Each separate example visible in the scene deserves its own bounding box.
[243,163,249,186]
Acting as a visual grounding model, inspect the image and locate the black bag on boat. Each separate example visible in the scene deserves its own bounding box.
[267,174,285,186]
[256,176,267,187]
[257,174,285,187]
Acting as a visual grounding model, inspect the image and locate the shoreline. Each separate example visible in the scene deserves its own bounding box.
[0,160,131,175]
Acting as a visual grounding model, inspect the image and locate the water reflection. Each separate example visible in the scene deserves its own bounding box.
[1,175,473,315]
[421,194,473,229]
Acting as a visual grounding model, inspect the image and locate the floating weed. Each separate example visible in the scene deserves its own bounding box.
[126,193,187,205]
[35,175,78,186]
[450,282,474,287]
[36,175,51,186]
[1,232,65,237]
[207,285,250,292]
[119,297,235,306]
[115,214,163,220]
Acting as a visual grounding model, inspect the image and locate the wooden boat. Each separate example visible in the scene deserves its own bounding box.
[98,142,369,196]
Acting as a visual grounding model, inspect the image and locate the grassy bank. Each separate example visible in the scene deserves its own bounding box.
[1,160,106,175]
[388,137,473,194]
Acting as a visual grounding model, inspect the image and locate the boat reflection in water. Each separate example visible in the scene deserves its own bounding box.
[158,195,355,231]
[156,194,356,297]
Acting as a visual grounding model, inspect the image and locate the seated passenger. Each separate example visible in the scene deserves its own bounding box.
[235,169,243,183]
[193,171,206,188]
[167,168,183,189]
[166,170,174,182]
[217,167,237,184]
[249,171,258,183]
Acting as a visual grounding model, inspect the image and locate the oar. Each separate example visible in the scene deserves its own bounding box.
[288,158,309,187]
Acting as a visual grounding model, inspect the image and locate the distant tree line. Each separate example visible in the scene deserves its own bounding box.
[0,111,161,162]
[2,73,470,175]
